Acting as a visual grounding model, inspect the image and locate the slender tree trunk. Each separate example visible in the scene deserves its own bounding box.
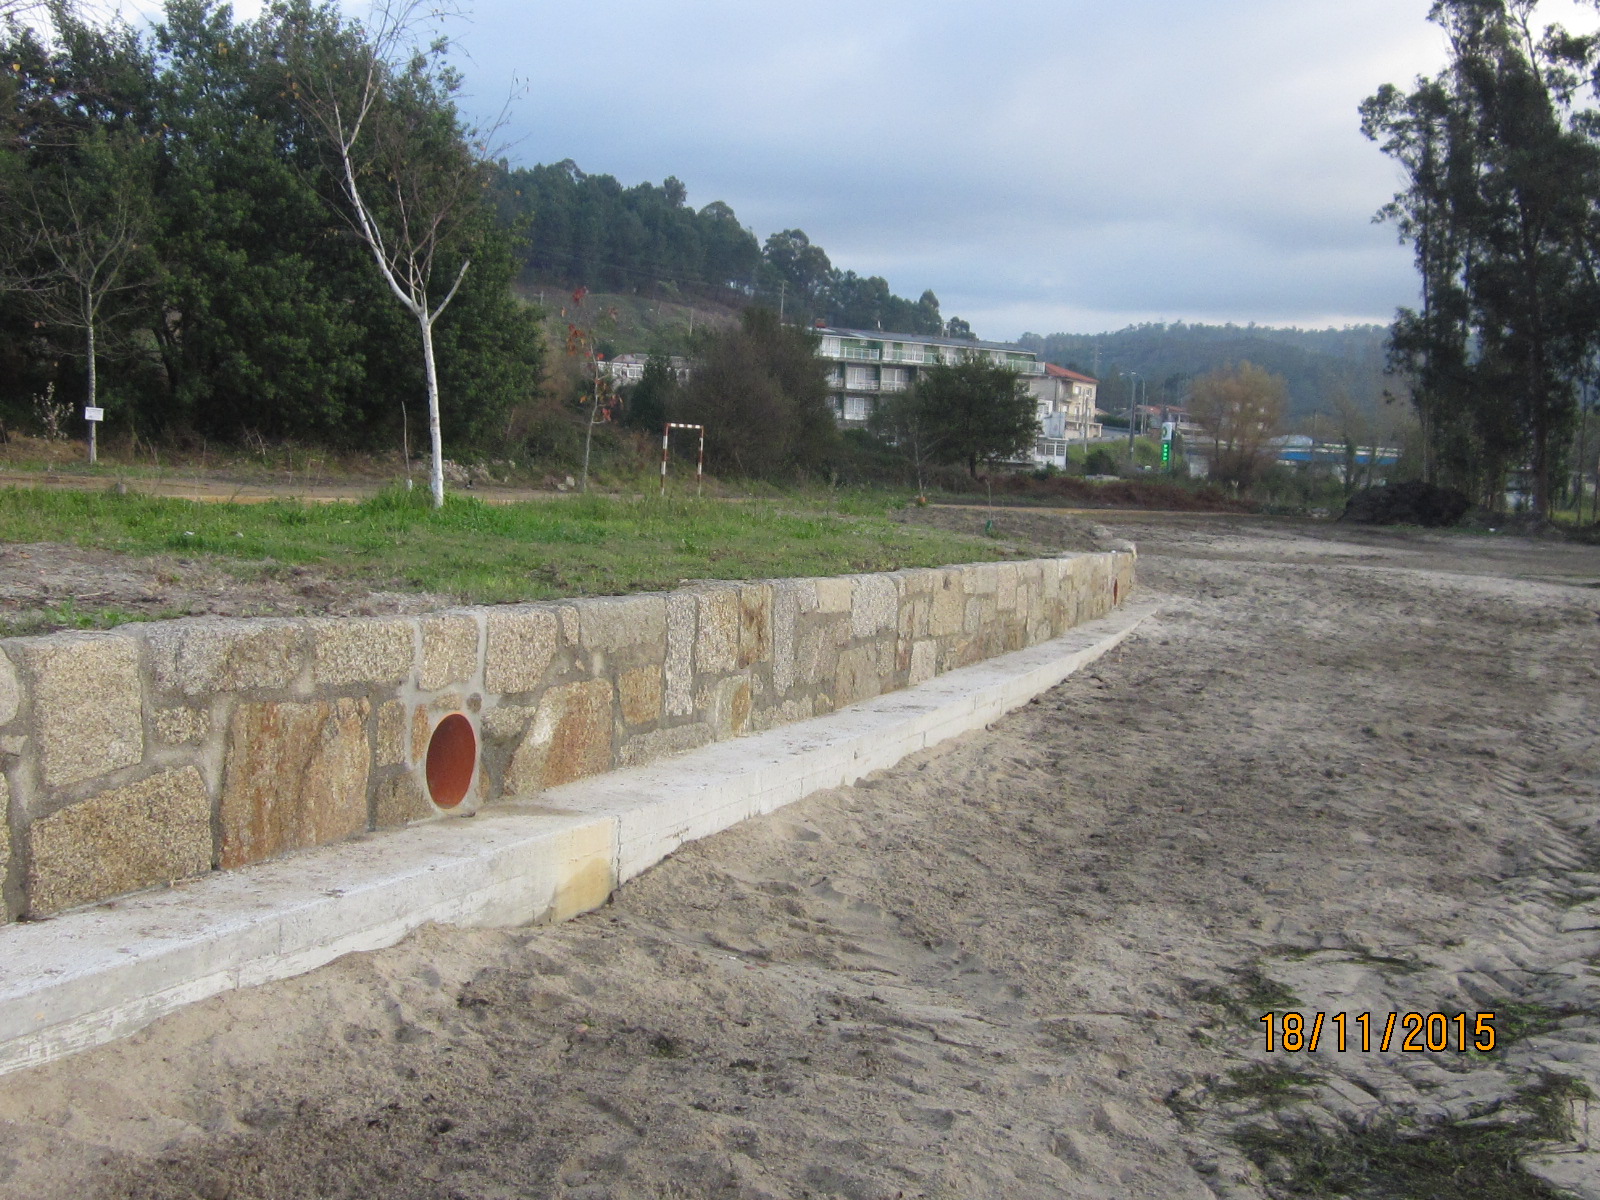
[419,312,445,508]
[86,319,97,465]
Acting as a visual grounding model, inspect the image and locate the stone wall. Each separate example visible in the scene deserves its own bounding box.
[0,551,1134,919]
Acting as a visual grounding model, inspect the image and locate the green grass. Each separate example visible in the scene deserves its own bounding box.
[0,485,1021,613]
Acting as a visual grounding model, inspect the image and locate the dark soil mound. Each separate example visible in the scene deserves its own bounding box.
[1340,481,1471,527]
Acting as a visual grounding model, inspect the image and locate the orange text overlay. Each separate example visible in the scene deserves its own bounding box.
[1260,1012,1497,1054]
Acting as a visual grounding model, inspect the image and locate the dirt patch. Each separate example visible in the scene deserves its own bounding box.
[0,519,1598,1199]
[0,542,451,633]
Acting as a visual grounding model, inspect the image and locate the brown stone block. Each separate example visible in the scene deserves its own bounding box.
[220,699,372,869]
[737,584,772,669]
[506,680,614,795]
[484,607,559,694]
[19,634,143,788]
[618,666,663,726]
[311,618,415,688]
[709,674,752,739]
[419,614,479,690]
[28,767,211,915]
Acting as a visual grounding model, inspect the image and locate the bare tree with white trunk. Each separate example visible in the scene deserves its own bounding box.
[290,0,492,507]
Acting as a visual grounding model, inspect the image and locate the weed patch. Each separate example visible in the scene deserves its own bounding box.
[1232,1073,1591,1200]
[1211,1063,1320,1109]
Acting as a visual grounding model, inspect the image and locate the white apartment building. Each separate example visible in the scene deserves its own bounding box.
[814,326,1045,426]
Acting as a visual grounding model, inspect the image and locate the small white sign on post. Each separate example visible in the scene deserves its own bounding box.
[84,406,104,423]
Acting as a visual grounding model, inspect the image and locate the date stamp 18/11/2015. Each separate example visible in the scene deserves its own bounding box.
[1260,1012,1498,1054]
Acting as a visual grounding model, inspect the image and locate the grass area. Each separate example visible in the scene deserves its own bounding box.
[0,485,1021,610]
[1232,1073,1591,1199]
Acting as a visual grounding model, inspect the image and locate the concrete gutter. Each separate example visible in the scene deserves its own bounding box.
[0,600,1156,1077]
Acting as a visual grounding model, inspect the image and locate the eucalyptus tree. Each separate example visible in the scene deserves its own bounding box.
[1364,0,1600,517]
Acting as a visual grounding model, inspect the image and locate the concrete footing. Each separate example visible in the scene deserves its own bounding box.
[0,601,1154,1077]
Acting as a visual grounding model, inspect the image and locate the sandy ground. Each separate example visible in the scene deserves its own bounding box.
[1,517,1599,1199]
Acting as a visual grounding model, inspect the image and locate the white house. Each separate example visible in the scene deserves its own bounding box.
[1029,364,1102,466]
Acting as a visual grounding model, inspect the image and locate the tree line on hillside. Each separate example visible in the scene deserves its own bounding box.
[1364,0,1600,520]
[490,167,970,338]
[0,0,542,465]
[0,1,967,471]
[1017,323,1392,425]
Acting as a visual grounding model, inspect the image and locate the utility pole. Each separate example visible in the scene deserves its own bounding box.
[1127,372,1140,457]
[778,279,786,323]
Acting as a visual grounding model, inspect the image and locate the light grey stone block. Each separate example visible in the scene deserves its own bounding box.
[484,607,559,694]
[28,767,211,915]
[419,614,479,690]
[850,574,898,638]
[578,595,667,655]
[146,619,303,697]
[19,634,143,789]
[311,618,415,687]
[665,593,696,718]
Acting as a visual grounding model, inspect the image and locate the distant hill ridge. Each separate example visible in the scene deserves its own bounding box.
[1019,322,1392,419]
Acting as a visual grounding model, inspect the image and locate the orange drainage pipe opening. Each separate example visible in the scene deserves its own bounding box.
[425,714,477,809]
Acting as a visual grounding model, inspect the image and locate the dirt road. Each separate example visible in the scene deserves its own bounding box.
[1,518,1597,1199]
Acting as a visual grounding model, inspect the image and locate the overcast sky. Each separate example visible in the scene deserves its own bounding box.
[119,0,1597,339]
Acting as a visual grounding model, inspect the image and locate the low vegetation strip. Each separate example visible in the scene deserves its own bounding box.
[0,487,1018,614]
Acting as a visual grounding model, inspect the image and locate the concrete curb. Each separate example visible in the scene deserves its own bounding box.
[0,600,1156,1077]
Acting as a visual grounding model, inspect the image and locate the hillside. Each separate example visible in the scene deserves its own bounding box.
[1020,323,1394,421]
[516,287,741,359]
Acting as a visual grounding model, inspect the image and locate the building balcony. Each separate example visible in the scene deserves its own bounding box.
[879,380,908,393]
[845,379,880,392]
